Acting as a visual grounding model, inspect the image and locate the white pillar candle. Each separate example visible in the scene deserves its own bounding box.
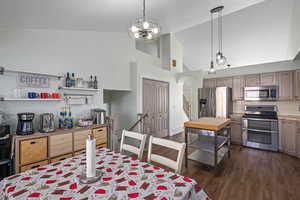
[86,134,96,178]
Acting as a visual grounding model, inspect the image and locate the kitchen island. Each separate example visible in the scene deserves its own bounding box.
[184,117,231,168]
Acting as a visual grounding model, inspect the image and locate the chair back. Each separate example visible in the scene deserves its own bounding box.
[120,130,147,160]
[147,136,186,174]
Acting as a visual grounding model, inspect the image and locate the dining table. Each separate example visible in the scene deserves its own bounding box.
[0,148,210,200]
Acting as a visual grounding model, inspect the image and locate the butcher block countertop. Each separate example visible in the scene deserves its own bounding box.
[184,117,231,131]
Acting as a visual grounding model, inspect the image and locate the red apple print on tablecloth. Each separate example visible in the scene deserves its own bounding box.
[183,177,193,183]
[103,177,112,181]
[21,177,31,181]
[131,157,137,161]
[128,180,137,186]
[28,192,41,198]
[128,192,139,198]
[36,167,46,171]
[7,186,16,193]
[69,183,77,190]
[106,168,113,173]
[155,174,165,178]
[45,180,57,184]
[128,172,138,176]
[95,188,106,194]
[157,185,168,190]
[56,170,63,175]
[59,198,73,200]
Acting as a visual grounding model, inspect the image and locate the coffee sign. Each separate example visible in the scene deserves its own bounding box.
[17,73,50,88]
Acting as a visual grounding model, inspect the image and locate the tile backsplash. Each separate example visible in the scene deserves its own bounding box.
[233,101,300,116]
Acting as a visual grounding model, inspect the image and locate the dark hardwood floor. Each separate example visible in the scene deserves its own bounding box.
[151,132,300,200]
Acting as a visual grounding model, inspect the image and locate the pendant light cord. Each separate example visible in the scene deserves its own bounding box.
[211,13,214,63]
[218,10,223,53]
[143,0,146,21]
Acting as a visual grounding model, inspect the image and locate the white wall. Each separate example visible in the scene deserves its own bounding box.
[0,28,136,90]
[0,28,139,132]
[175,0,298,71]
[170,34,184,73]
[112,51,186,135]
[289,0,300,58]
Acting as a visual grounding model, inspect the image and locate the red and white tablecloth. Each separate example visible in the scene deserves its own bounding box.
[0,148,210,200]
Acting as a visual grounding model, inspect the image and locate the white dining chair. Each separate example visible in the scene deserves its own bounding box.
[120,130,147,160]
[147,136,186,174]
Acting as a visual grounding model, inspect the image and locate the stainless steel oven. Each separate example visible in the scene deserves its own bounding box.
[242,105,279,151]
[244,86,278,101]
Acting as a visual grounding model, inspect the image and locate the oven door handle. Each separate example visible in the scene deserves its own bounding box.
[242,118,278,122]
[246,128,278,134]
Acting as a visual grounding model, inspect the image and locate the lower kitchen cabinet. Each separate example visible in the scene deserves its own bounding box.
[50,153,73,163]
[14,126,108,173]
[297,124,300,159]
[20,160,49,173]
[20,137,48,165]
[280,120,297,156]
[231,121,242,145]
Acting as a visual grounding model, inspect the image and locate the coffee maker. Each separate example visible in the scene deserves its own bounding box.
[17,113,35,135]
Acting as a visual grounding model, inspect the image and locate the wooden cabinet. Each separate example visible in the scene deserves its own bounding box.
[232,76,245,101]
[281,120,297,156]
[49,133,73,157]
[20,160,49,172]
[20,137,48,165]
[260,72,278,86]
[278,71,294,100]
[216,77,233,88]
[231,121,242,144]
[203,79,216,88]
[245,74,260,87]
[15,125,109,173]
[74,129,92,151]
[97,143,107,149]
[296,123,300,159]
[50,153,73,163]
[294,70,300,100]
[92,127,107,145]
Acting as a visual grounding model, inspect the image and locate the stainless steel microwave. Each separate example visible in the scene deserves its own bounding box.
[244,86,278,101]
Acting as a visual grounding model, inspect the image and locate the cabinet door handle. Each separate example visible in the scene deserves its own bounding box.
[59,158,66,161]
[30,141,37,145]
[31,165,40,169]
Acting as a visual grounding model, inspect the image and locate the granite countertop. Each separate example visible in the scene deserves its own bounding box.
[278,115,300,121]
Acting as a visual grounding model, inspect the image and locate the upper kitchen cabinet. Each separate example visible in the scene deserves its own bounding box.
[216,77,233,88]
[294,70,300,100]
[232,76,245,101]
[277,71,294,101]
[244,74,260,87]
[203,79,216,88]
[260,72,278,86]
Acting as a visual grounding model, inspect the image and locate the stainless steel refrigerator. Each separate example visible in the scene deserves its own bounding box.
[198,87,232,118]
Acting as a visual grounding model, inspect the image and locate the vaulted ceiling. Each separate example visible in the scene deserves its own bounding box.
[175,0,300,71]
[0,0,263,33]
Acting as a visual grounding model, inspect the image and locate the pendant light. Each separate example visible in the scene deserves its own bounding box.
[129,0,161,40]
[211,6,227,66]
[208,9,216,74]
